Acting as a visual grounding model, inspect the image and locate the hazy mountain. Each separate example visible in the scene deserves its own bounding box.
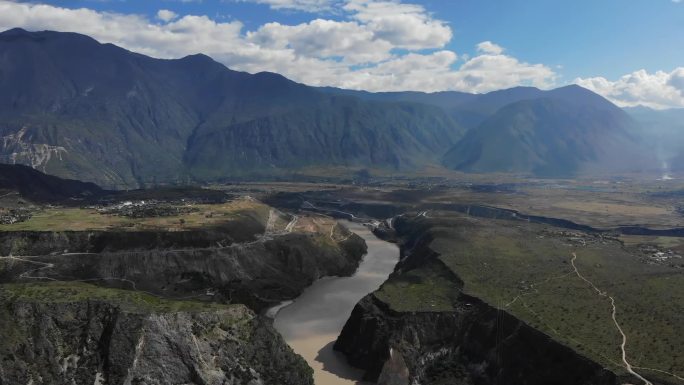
[318,87,477,109]
[186,96,461,178]
[625,106,684,173]
[321,86,553,129]
[442,86,655,177]
[0,28,465,187]
[0,28,660,184]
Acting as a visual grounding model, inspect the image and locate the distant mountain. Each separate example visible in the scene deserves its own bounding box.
[0,164,103,202]
[624,106,684,172]
[324,85,644,130]
[320,86,548,130]
[442,86,655,176]
[186,96,460,178]
[318,87,477,109]
[0,28,660,184]
[0,28,465,187]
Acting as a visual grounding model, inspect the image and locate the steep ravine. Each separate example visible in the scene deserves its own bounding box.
[0,214,367,384]
[334,218,621,385]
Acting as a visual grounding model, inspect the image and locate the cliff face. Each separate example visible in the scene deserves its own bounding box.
[0,295,313,385]
[336,294,617,385]
[0,228,366,312]
[0,202,367,384]
[334,219,618,385]
[0,218,267,256]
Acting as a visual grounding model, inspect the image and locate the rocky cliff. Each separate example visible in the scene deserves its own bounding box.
[0,222,366,312]
[0,199,367,384]
[334,218,620,385]
[0,283,313,385]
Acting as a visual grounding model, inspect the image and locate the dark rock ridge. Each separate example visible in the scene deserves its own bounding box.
[0,163,104,202]
[0,221,267,256]
[336,294,617,385]
[334,217,619,385]
[0,294,313,385]
[0,226,366,312]
[0,198,366,383]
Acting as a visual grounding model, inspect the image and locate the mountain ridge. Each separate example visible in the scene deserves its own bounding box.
[0,28,654,185]
[442,90,653,176]
[0,28,466,187]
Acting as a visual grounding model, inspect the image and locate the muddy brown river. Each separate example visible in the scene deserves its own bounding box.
[272,221,400,385]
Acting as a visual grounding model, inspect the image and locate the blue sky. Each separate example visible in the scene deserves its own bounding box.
[2,0,683,108]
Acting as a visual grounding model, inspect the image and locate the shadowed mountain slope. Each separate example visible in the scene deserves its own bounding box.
[0,28,465,187]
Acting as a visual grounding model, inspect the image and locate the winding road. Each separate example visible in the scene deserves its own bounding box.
[570,252,652,385]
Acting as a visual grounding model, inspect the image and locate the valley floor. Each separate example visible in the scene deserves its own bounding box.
[1,174,683,385]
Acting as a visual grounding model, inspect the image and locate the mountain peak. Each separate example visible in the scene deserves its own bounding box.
[0,27,37,41]
[0,28,102,47]
[0,27,30,36]
[545,83,617,109]
[180,53,215,63]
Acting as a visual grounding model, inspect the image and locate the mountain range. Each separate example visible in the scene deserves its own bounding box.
[0,28,662,187]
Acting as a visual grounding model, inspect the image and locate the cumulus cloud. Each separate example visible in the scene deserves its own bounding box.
[239,0,340,12]
[575,68,684,109]
[326,50,555,93]
[0,0,556,93]
[476,41,503,55]
[343,0,451,50]
[247,19,394,64]
[668,68,684,91]
[157,9,178,22]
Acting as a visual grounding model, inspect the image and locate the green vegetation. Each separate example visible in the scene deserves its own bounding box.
[0,200,271,232]
[384,213,684,384]
[0,281,239,313]
[375,260,460,313]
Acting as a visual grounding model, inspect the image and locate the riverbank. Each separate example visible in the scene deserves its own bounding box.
[273,221,400,385]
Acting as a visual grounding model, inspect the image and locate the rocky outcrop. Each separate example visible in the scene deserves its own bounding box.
[336,293,617,385]
[334,217,619,385]
[0,296,313,385]
[1,231,366,312]
[0,222,266,256]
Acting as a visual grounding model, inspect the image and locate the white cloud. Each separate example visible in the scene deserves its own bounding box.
[244,0,452,50]
[575,68,684,109]
[247,19,393,64]
[317,50,555,93]
[668,68,684,91]
[455,53,555,92]
[0,0,556,94]
[157,9,178,23]
[476,41,503,55]
[238,0,340,12]
[343,0,451,50]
